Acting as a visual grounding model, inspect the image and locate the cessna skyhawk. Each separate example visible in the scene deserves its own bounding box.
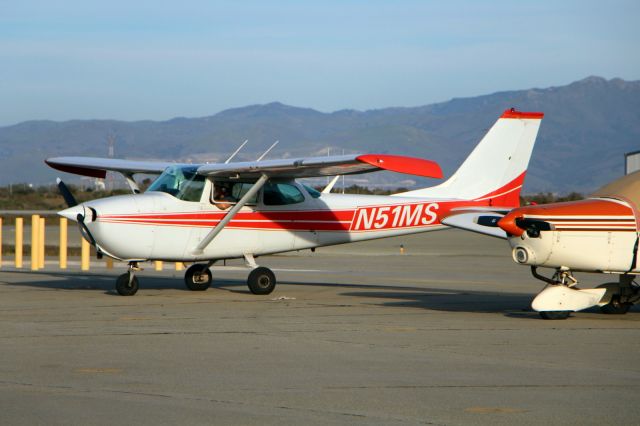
[46,109,543,296]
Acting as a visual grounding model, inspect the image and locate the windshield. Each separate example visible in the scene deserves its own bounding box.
[147,165,205,202]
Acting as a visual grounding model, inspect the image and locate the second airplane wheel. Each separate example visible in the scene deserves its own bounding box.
[247,267,276,295]
[539,311,571,320]
[600,296,631,315]
[116,272,139,296]
[184,264,212,291]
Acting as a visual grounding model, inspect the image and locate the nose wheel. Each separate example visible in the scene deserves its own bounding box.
[116,265,140,296]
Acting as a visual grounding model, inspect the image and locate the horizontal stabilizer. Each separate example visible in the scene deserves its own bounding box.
[442,212,508,239]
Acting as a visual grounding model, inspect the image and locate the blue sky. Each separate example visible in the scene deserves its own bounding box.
[1,0,638,125]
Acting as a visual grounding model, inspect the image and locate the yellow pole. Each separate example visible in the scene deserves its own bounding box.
[15,218,23,268]
[31,215,40,270]
[59,218,67,269]
[81,237,90,271]
[39,217,45,269]
[175,262,184,271]
[106,257,114,269]
[155,260,163,271]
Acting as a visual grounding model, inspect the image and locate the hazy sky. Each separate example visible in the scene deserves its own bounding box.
[1,0,638,125]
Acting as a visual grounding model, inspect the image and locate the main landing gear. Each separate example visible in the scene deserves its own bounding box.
[530,267,638,320]
[113,260,277,296]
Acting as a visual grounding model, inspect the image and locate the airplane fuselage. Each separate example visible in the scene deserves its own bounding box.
[73,182,488,262]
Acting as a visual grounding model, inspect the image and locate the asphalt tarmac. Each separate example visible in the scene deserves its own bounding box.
[1,230,639,425]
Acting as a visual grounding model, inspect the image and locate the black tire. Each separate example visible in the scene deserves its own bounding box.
[184,264,212,291]
[600,296,631,315]
[539,311,571,320]
[116,272,139,296]
[247,267,276,295]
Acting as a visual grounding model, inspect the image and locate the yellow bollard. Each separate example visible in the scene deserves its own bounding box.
[59,218,67,269]
[175,262,184,271]
[0,217,3,268]
[155,260,163,271]
[106,257,114,269]
[81,237,90,271]
[15,218,23,268]
[39,217,45,269]
[31,215,40,270]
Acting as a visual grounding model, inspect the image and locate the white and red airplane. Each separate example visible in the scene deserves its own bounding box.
[443,170,640,319]
[45,109,543,296]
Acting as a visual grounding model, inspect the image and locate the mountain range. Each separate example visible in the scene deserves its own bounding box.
[1,76,638,194]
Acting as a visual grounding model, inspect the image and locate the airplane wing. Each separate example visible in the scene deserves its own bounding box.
[45,157,187,179]
[45,153,443,180]
[196,154,443,179]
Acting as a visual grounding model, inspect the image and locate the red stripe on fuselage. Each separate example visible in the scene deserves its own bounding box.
[97,174,527,232]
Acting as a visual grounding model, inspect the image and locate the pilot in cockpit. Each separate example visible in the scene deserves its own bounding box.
[213,183,235,210]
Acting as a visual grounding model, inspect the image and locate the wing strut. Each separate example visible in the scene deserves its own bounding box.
[191,174,269,256]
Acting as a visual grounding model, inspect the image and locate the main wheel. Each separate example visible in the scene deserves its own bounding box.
[539,311,571,320]
[247,267,276,295]
[600,296,631,315]
[116,272,139,296]
[184,264,212,291]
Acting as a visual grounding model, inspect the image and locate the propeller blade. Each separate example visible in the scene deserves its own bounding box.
[56,178,78,207]
[77,213,96,246]
[476,215,502,227]
[515,217,554,238]
[515,218,554,231]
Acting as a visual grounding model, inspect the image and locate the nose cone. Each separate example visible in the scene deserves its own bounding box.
[497,211,525,237]
[58,205,85,222]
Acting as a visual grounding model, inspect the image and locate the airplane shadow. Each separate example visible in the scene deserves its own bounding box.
[3,271,248,296]
[5,272,629,318]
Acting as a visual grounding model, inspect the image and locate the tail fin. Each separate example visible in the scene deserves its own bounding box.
[397,109,543,207]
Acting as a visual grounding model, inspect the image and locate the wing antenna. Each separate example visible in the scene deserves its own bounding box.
[224,140,248,164]
[256,140,279,162]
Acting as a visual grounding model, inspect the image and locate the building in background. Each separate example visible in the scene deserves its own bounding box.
[626,151,640,175]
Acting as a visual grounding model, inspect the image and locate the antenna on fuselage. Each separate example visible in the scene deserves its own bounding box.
[257,140,279,161]
[224,139,249,164]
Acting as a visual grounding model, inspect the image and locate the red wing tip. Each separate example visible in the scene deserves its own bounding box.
[357,154,443,179]
[500,108,544,119]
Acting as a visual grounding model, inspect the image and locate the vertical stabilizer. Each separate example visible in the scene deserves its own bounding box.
[397,109,543,207]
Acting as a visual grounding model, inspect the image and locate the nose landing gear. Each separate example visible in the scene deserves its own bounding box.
[115,262,141,296]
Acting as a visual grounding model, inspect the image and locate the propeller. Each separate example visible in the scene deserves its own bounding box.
[56,178,97,247]
[56,178,78,207]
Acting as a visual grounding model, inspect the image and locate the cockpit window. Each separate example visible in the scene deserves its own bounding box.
[147,165,205,202]
[211,181,258,210]
[263,182,305,205]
